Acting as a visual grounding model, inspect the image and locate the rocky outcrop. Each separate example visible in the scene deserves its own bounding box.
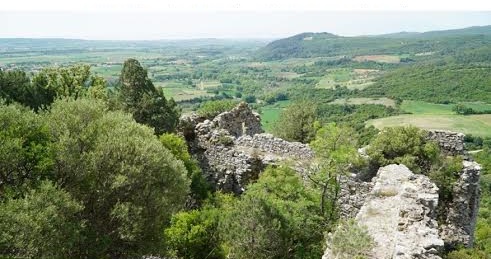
[327,130,481,258]
[325,165,444,259]
[179,103,313,194]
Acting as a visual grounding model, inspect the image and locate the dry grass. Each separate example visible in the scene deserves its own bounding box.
[353,55,400,64]
[330,97,396,107]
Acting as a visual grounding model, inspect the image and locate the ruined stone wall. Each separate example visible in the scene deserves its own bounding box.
[213,102,263,137]
[235,133,314,160]
[440,160,481,249]
[179,102,312,194]
[337,176,374,219]
[427,130,466,156]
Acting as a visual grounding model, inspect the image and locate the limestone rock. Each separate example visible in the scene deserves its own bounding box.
[327,164,444,259]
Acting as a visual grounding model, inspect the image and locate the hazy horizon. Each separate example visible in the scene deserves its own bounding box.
[2,11,491,40]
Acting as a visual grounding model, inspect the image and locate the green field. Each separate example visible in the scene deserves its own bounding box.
[367,114,491,137]
[401,101,455,114]
[370,100,491,136]
[401,100,491,114]
[260,100,291,132]
[157,82,215,101]
[352,54,401,63]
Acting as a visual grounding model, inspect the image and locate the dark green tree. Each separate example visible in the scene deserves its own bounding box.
[119,59,180,134]
[0,102,53,198]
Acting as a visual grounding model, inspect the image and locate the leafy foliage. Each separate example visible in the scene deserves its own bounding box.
[45,98,189,257]
[367,126,440,174]
[0,103,53,198]
[310,123,364,218]
[160,133,211,205]
[0,181,83,258]
[119,58,180,134]
[164,205,223,259]
[220,166,326,259]
[0,65,107,110]
[272,100,318,143]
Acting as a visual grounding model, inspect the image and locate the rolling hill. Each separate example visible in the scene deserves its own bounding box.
[256,25,491,60]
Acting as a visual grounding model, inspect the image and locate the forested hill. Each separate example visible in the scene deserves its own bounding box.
[256,25,491,60]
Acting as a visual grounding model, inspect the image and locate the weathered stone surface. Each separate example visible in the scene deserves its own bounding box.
[337,175,374,219]
[440,160,481,249]
[324,164,444,259]
[179,102,313,193]
[427,130,466,156]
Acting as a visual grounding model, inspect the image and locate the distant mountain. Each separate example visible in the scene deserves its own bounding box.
[378,25,491,38]
[257,25,491,60]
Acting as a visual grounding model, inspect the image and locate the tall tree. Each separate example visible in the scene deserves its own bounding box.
[309,123,362,220]
[119,59,180,134]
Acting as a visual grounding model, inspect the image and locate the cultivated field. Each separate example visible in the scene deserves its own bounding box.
[330,97,396,107]
[316,68,379,90]
[401,100,491,114]
[352,55,401,63]
[367,114,491,137]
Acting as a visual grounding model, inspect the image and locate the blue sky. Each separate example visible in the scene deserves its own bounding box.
[1,11,490,40]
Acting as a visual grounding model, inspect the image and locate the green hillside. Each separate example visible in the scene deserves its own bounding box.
[257,26,491,60]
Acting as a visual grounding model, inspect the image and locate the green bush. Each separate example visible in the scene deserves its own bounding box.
[164,206,223,259]
[326,220,374,259]
[220,166,325,259]
[367,126,440,174]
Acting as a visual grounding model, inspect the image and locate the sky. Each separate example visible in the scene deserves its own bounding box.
[1,0,491,40]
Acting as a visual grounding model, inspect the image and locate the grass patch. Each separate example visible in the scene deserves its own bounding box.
[401,101,454,115]
[259,100,291,132]
[157,82,215,101]
[401,101,491,115]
